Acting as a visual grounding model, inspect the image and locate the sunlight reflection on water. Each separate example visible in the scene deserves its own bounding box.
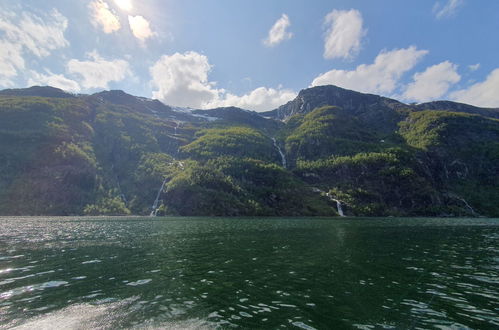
[0,216,498,328]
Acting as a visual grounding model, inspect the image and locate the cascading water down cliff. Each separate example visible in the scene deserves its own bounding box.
[150,178,168,216]
[312,188,346,217]
[272,137,286,168]
[332,198,345,217]
[324,192,345,217]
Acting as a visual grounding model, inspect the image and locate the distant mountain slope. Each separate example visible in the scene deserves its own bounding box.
[263,85,405,119]
[414,100,499,119]
[263,85,499,122]
[193,106,282,133]
[0,86,75,98]
[0,85,498,217]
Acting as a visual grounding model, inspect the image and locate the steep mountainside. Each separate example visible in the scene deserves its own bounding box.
[0,85,498,217]
[263,85,406,117]
[263,85,499,121]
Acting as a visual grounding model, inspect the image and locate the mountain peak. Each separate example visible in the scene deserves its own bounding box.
[0,86,75,98]
[263,85,406,121]
[261,84,499,124]
[92,90,139,105]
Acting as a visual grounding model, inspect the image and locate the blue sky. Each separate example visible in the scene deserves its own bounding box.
[0,0,498,111]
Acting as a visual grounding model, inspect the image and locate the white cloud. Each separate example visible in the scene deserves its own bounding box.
[433,0,464,19]
[6,9,69,57]
[28,70,81,93]
[312,46,428,95]
[450,68,499,107]
[263,14,293,47]
[206,87,297,112]
[402,61,460,102]
[468,63,480,71]
[150,51,295,111]
[67,51,131,89]
[0,41,24,86]
[128,15,155,41]
[89,0,121,33]
[114,0,133,11]
[150,51,221,108]
[323,9,366,60]
[0,9,69,86]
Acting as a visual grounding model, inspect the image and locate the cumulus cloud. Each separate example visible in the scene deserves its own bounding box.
[89,0,121,33]
[206,87,297,112]
[450,68,499,107]
[67,51,131,89]
[312,46,428,95]
[150,51,221,108]
[263,14,293,47]
[128,15,155,41]
[402,61,460,102]
[323,9,366,60]
[150,51,295,111]
[28,70,80,93]
[0,9,69,86]
[433,0,464,19]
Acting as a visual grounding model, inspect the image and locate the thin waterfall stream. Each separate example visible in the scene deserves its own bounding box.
[329,196,345,217]
[272,137,287,168]
[457,196,479,216]
[312,187,346,217]
[150,178,168,216]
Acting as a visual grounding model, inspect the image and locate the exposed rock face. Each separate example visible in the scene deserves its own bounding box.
[262,85,499,130]
[264,86,404,117]
[262,85,407,133]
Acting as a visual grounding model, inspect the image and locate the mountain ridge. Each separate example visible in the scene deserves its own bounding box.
[263,84,499,121]
[0,84,497,217]
[2,84,498,122]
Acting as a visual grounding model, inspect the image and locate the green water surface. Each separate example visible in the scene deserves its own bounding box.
[0,217,498,329]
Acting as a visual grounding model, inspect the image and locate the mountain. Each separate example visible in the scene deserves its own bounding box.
[0,85,498,217]
[264,85,499,121]
[0,86,75,98]
[414,100,499,119]
[263,85,405,118]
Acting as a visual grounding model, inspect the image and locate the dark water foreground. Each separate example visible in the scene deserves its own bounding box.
[0,217,498,329]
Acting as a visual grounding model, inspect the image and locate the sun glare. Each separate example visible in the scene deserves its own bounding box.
[114,0,133,11]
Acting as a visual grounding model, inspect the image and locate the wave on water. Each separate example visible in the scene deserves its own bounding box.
[8,298,212,330]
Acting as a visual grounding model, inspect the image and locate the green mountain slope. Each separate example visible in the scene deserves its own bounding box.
[0,85,498,217]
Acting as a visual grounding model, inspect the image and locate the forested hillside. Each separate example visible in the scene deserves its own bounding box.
[1,85,498,217]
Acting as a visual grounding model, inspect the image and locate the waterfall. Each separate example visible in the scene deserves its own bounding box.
[272,137,286,168]
[174,121,179,135]
[326,192,346,217]
[457,196,478,216]
[313,187,346,217]
[333,199,345,217]
[150,178,168,217]
[173,121,183,136]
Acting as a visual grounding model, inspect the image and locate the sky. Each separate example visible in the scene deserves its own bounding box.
[0,0,498,111]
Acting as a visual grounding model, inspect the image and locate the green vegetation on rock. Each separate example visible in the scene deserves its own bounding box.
[1,85,498,217]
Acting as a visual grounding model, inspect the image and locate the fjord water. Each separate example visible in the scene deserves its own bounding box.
[0,217,498,329]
